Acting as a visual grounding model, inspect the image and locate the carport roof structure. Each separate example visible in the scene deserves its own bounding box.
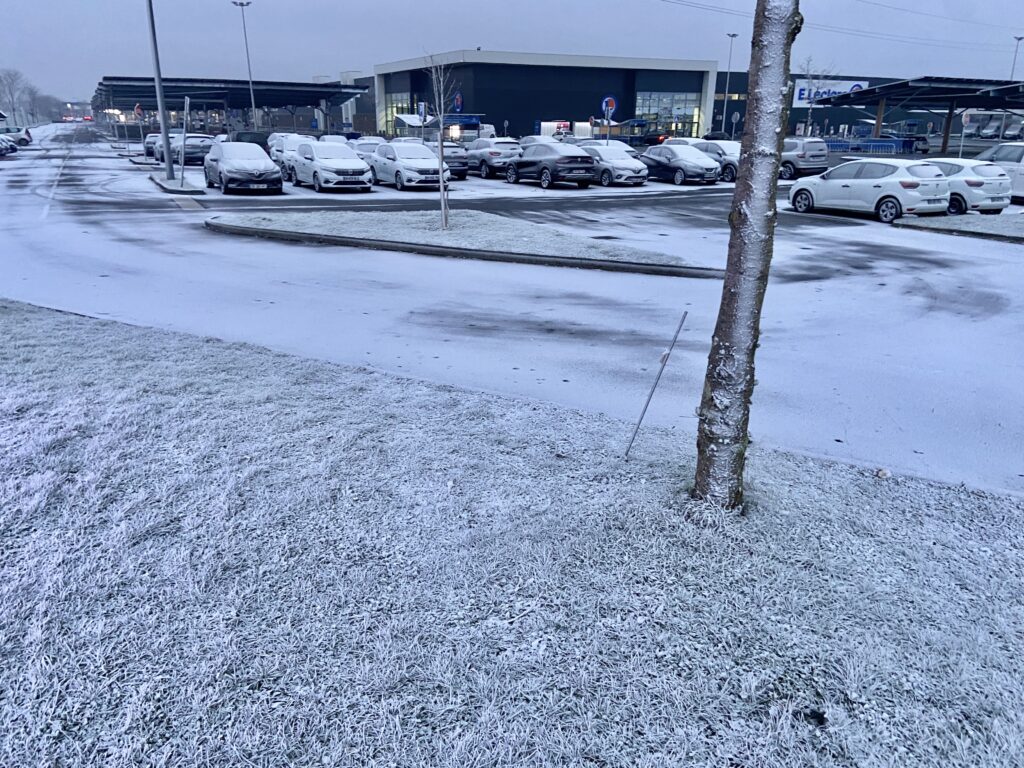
[815,76,1023,150]
[92,76,367,112]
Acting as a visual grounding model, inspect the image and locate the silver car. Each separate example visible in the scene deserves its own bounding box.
[693,140,741,183]
[466,137,522,179]
[780,137,829,180]
[582,145,648,186]
[428,141,469,180]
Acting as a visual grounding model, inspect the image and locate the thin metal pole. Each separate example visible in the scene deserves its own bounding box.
[721,33,738,133]
[624,311,688,459]
[146,0,174,180]
[1012,36,1024,80]
[233,1,258,129]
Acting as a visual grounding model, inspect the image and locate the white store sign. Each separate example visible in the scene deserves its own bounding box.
[792,80,868,108]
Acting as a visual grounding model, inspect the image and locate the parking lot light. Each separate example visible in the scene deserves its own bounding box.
[232,1,258,129]
[721,33,739,135]
[146,0,174,180]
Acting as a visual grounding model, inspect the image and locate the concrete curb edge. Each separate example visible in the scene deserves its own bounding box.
[892,219,1024,245]
[202,217,725,280]
[149,172,206,196]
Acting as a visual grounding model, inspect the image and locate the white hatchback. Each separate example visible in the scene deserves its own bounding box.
[292,141,372,192]
[789,159,949,223]
[925,159,1011,215]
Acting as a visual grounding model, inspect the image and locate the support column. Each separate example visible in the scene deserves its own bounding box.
[941,101,955,154]
[873,98,886,138]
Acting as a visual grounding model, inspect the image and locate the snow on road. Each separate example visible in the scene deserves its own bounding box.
[2,125,1022,493]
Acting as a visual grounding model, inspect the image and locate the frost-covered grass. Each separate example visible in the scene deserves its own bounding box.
[1,299,1023,767]
[211,209,692,268]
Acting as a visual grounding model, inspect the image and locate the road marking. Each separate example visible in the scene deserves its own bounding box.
[40,145,74,221]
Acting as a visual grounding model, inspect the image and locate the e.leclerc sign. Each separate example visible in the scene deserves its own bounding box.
[792,80,867,108]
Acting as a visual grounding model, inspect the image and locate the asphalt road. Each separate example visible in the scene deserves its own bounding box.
[3,124,1022,494]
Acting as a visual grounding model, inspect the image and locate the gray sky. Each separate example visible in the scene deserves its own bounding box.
[3,0,1022,100]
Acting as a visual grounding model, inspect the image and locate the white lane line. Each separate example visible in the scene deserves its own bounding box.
[39,137,76,221]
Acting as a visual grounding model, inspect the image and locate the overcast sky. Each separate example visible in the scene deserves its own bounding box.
[3,0,1022,100]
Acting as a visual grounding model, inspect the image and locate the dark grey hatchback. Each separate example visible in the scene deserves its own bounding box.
[505,143,597,189]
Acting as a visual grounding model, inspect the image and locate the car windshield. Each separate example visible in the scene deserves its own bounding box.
[907,164,944,178]
[973,164,1008,178]
[592,147,633,161]
[355,143,377,153]
[804,140,827,151]
[393,144,436,159]
[493,141,520,150]
[316,145,358,159]
[714,141,742,155]
[222,144,268,160]
[666,145,707,161]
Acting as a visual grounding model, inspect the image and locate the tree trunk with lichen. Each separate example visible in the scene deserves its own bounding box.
[693,0,803,508]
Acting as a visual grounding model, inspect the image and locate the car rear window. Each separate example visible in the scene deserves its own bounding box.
[974,164,1008,178]
[804,140,827,151]
[907,164,944,178]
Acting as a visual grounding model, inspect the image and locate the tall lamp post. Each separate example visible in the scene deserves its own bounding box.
[146,0,174,180]
[720,33,739,134]
[1013,36,1024,80]
[232,1,258,128]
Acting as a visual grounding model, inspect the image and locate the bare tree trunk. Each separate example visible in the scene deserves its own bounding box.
[693,0,803,508]
[428,56,455,230]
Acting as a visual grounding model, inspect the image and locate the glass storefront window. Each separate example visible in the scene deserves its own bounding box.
[384,91,411,135]
[635,90,703,137]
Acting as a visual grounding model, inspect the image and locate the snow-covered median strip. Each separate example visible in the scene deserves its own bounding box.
[894,208,1024,242]
[2,299,1023,766]
[206,209,712,273]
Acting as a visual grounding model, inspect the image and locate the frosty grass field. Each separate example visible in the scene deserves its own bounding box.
[2,299,1022,767]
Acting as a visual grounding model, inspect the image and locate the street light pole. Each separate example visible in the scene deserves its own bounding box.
[145,0,174,180]
[720,33,739,134]
[1012,36,1024,80]
[232,1,258,129]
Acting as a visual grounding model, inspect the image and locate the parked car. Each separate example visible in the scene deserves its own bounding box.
[143,132,161,156]
[428,141,469,180]
[350,140,383,163]
[273,134,312,181]
[640,144,720,185]
[0,135,16,156]
[662,137,699,146]
[292,141,372,192]
[0,126,32,146]
[155,133,214,164]
[780,137,829,180]
[518,135,559,148]
[467,137,522,178]
[973,142,1024,199]
[579,139,639,159]
[391,136,425,144]
[505,143,597,189]
[702,131,731,141]
[581,145,648,186]
[368,142,450,189]
[924,159,1011,215]
[354,136,386,146]
[267,132,305,165]
[789,159,949,223]
[689,139,741,183]
[203,141,282,194]
[319,135,351,144]
[226,130,271,154]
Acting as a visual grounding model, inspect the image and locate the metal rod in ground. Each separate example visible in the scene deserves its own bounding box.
[624,310,688,459]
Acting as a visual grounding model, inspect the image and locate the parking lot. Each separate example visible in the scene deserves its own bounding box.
[2,122,1023,493]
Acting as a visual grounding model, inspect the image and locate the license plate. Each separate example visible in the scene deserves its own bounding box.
[570,169,587,174]
[990,197,1008,203]
[251,184,268,189]
[925,198,944,204]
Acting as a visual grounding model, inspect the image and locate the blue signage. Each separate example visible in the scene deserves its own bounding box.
[601,95,617,117]
[452,90,464,113]
[310,118,318,130]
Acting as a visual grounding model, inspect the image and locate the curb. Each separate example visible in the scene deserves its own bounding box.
[202,218,724,280]
[893,219,1024,245]
[149,172,206,196]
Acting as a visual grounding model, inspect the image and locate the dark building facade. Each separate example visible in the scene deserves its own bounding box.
[373,51,716,140]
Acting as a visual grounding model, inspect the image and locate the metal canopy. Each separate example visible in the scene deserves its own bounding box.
[816,76,1023,111]
[92,76,367,112]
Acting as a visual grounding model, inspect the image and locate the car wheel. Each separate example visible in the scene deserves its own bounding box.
[540,168,553,189]
[17,138,28,147]
[578,182,591,189]
[395,172,404,191]
[313,173,323,193]
[876,197,902,224]
[779,162,796,181]
[947,194,966,215]
[292,170,302,187]
[220,174,230,194]
[456,173,467,181]
[792,189,814,213]
[722,164,737,183]
[205,170,214,189]
[370,167,379,185]
[480,162,491,179]
[359,187,372,193]
[506,165,519,184]
[672,169,686,186]
[600,170,613,187]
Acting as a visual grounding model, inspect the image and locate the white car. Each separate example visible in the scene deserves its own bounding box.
[391,136,425,144]
[518,135,559,147]
[143,132,161,156]
[369,142,450,190]
[349,140,382,163]
[354,136,386,145]
[318,135,350,144]
[974,142,1024,199]
[789,159,949,223]
[466,137,522,179]
[925,159,1011,215]
[0,125,32,146]
[582,145,648,186]
[273,135,312,182]
[292,141,372,193]
[662,137,700,146]
[267,132,305,165]
[578,139,639,159]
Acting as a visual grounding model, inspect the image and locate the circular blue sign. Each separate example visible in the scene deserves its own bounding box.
[601,95,617,117]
